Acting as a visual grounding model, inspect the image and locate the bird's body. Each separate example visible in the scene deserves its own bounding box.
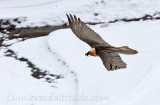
[66,14,138,71]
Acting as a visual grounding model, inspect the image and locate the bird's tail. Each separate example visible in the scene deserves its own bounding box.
[114,46,138,55]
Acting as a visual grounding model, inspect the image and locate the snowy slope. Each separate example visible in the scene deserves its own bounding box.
[1,0,160,27]
[1,0,160,105]
[0,57,76,105]
[0,37,78,105]
[114,60,160,105]
[48,20,160,105]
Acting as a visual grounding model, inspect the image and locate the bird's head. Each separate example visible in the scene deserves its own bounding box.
[85,48,97,57]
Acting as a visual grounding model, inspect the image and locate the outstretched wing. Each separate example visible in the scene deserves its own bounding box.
[67,14,126,71]
[66,14,110,47]
[97,50,127,71]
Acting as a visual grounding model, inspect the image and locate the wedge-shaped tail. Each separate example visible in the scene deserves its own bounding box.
[115,46,138,55]
[97,46,138,55]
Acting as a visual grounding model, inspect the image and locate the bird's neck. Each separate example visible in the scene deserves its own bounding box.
[90,48,97,56]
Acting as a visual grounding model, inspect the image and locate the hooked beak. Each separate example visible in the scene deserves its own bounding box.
[85,51,90,56]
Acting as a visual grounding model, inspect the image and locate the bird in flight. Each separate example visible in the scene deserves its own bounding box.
[66,14,138,71]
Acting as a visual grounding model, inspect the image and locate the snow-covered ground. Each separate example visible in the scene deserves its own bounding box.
[1,0,160,105]
[48,20,160,105]
[1,0,160,27]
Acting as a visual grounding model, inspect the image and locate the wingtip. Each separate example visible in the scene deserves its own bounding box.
[74,15,77,21]
[69,14,73,18]
[78,17,81,22]
[66,14,80,21]
[66,14,70,18]
[66,14,82,27]
[66,14,71,26]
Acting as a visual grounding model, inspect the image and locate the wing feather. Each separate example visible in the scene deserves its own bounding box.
[66,14,110,47]
[97,50,127,71]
